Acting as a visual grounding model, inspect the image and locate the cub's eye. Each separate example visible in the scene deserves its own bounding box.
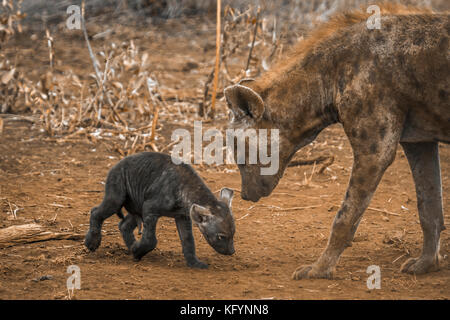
[217,234,227,241]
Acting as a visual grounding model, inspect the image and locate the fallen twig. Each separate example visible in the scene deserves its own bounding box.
[288,155,333,167]
[392,253,407,264]
[367,207,400,216]
[48,203,71,209]
[275,205,321,211]
[0,114,39,123]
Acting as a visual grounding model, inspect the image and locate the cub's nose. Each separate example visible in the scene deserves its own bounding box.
[216,244,235,255]
[226,244,235,255]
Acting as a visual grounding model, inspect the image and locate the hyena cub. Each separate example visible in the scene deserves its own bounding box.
[84,152,235,268]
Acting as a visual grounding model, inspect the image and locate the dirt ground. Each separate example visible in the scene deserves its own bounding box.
[0,17,449,300]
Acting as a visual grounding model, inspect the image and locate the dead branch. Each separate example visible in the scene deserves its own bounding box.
[0,224,83,249]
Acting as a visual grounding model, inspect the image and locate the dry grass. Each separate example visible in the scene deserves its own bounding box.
[1,0,448,158]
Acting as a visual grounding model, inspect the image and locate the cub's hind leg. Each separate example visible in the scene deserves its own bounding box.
[119,214,138,251]
[131,200,159,260]
[85,176,126,252]
[400,142,445,274]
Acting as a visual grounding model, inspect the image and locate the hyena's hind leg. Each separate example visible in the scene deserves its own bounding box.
[85,176,126,252]
[131,200,159,260]
[118,214,139,250]
[400,142,445,274]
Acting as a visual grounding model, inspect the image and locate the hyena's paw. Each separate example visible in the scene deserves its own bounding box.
[84,230,102,252]
[187,259,208,269]
[292,264,334,280]
[400,256,440,275]
[131,241,145,261]
[131,240,157,261]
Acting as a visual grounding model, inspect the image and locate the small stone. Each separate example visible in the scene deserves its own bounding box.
[32,275,53,282]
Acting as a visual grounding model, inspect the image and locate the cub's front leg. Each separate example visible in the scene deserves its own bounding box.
[175,215,208,269]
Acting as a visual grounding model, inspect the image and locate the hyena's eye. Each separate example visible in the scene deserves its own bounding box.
[217,234,227,241]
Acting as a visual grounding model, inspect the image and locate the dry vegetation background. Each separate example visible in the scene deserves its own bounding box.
[0,0,449,300]
[1,0,448,155]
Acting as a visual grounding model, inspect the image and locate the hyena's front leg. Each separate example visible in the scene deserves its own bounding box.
[400,142,445,274]
[293,111,403,279]
[175,215,208,269]
[293,152,395,279]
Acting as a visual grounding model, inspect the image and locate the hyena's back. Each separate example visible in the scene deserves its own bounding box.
[384,14,449,143]
[311,13,449,143]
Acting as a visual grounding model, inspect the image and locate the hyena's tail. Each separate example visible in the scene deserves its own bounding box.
[116,209,125,220]
[116,210,143,235]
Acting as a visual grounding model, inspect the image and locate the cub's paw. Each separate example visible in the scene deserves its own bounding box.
[187,260,209,269]
[292,264,334,280]
[400,256,440,275]
[84,231,101,252]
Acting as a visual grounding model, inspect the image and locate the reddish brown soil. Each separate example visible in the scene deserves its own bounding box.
[0,18,448,300]
[1,120,448,300]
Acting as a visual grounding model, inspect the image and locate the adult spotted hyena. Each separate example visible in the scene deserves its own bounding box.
[224,5,449,279]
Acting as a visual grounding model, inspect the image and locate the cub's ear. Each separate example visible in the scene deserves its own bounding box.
[190,204,212,225]
[219,187,234,207]
[224,84,265,121]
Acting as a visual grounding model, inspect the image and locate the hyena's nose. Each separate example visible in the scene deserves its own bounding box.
[241,190,260,202]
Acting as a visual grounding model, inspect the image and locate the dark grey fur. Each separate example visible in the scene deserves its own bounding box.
[84,152,235,269]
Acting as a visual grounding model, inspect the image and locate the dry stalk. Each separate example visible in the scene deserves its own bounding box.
[45,29,54,70]
[245,7,261,71]
[209,0,222,120]
[81,0,102,87]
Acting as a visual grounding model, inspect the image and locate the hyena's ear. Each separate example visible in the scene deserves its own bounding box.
[190,204,212,225]
[219,187,234,207]
[224,84,264,121]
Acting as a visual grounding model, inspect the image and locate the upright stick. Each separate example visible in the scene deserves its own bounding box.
[210,0,221,119]
[246,7,260,71]
[81,0,102,88]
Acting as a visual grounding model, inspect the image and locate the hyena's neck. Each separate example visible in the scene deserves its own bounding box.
[254,67,340,149]
[180,169,219,210]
